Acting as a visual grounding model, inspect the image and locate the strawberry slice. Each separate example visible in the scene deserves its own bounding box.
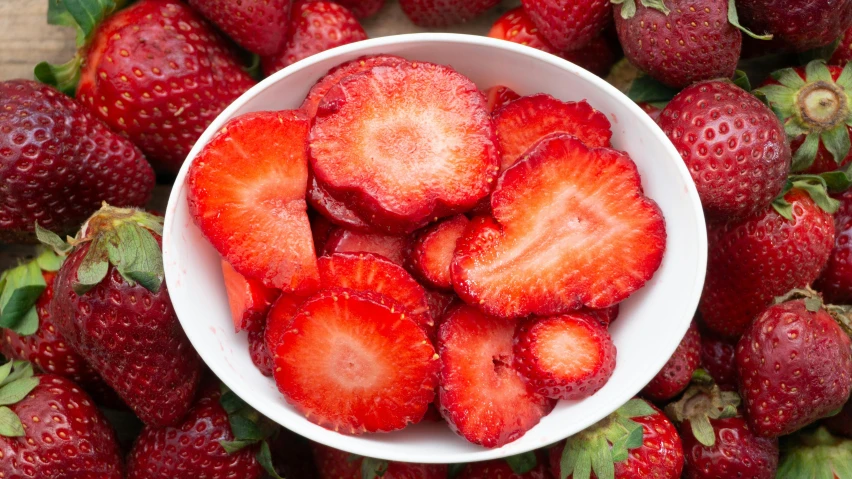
[513,313,617,400]
[187,110,319,292]
[271,289,439,434]
[265,293,307,358]
[318,253,434,335]
[221,260,280,333]
[323,227,407,266]
[406,215,470,290]
[493,94,612,171]
[582,304,620,327]
[309,210,336,253]
[301,54,408,119]
[308,175,371,231]
[309,61,500,233]
[485,85,521,113]
[452,134,666,318]
[426,289,458,324]
[438,304,555,448]
[249,327,274,377]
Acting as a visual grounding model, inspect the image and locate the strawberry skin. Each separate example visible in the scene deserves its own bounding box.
[658,80,790,219]
[249,328,274,377]
[438,305,555,448]
[830,26,852,67]
[127,385,263,479]
[187,110,319,292]
[312,443,448,479]
[521,0,612,51]
[323,227,408,266]
[457,458,550,478]
[699,331,739,391]
[405,215,469,291]
[485,85,521,113]
[77,0,256,173]
[0,374,124,479]
[736,299,852,437]
[680,416,778,479]
[736,0,852,51]
[261,1,367,76]
[399,0,499,27]
[613,0,741,88]
[641,321,701,402]
[187,0,290,55]
[221,260,279,333]
[699,190,835,337]
[0,80,153,243]
[309,175,372,232]
[815,190,852,303]
[331,0,385,18]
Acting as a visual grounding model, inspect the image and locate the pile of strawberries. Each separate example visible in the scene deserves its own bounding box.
[2,0,852,478]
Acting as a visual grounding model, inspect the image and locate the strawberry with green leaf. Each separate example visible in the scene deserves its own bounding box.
[312,442,448,478]
[777,427,852,478]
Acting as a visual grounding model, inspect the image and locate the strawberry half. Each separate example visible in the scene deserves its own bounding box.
[453,134,666,318]
[493,93,612,171]
[221,260,279,333]
[270,289,439,434]
[406,215,470,291]
[485,85,521,113]
[187,110,319,292]
[318,253,434,336]
[438,304,555,448]
[309,61,500,234]
[513,312,616,400]
[323,227,408,266]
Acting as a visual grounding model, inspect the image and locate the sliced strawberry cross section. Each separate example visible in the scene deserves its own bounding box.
[221,260,280,333]
[406,215,470,291]
[323,227,408,266]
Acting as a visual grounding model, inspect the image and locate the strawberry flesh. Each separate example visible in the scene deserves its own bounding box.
[485,85,521,113]
[406,215,470,290]
[221,260,279,333]
[308,175,372,232]
[323,227,408,266]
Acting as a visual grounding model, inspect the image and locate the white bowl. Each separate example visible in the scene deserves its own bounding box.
[163,33,707,464]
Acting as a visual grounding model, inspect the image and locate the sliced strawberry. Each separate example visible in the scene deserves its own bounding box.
[221,260,280,333]
[265,293,307,358]
[493,94,612,171]
[308,175,371,231]
[309,61,500,233]
[301,54,408,119]
[271,289,439,434]
[309,210,336,254]
[426,289,458,323]
[406,215,470,291]
[438,304,555,448]
[187,110,319,292]
[249,327,274,377]
[452,134,666,318]
[581,304,620,327]
[513,313,617,400]
[318,253,434,335]
[485,85,521,113]
[323,227,407,266]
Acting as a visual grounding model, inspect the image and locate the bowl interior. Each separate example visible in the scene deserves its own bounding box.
[163,33,707,464]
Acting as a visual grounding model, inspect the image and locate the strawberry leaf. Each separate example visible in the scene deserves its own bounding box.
[639,0,669,14]
[448,464,465,478]
[256,441,285,479]
[220,390,249,414]
[361,457,389,479]
[61,0,126,43]
[792,133,822,172]
[727,0,772,40]
[36,249,63,272]
[35,224,73,255]
[690,414,716,447]
[0,406,24,437]
[505,451,537,474]
[822,126,852,165]
[0,362,13,386]
[617,398,657,418]
[589,434,615,479]
[611,0,637,20]
[0,260,46,335]
[627,75,679,103]
[790,177,841,214]
[229,415,263,442]
[107,223,164,293]
[73,243,109,295]
[4,361,34,385]
[0,377,39,406]
[733,70,751,91]
[34,57,83,97]
[220,439,256,454]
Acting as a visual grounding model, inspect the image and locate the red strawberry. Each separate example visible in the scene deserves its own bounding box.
[582,304,620,327]
[0,80,154,243]
[824,399,852,438]
[399,0,499,27]
[756,61,852,174]
[438,304,555,448]
[815,190,852,303]
[513,312,617,400]
[221,260,279,333]
[318,253,434,335]
[488,7,616,76]
[249,327,274,377]
[638,102,663,122]
[736,295,852,437]
[187,0,290,55]
[453,134,666,319]
[310,210,336,254]
[658,80,790,219]
[777,427,852,478]
[331,0,385,18]
[68,0,256,173]
[261,1,367,76]
[406,215,469,291]
[309,61,500,234]
[187,110,319,292]
[549,399,684,479]
[267,428,321,478]
[521,0,611,52]
[270,289,439,434]
[699,331,739,391]
[613,0,743,88]
[425,288,457,321]
[45,206,202,428]
[264,293,306,356]
[312,443,448,478]
[485,85,521,113]
[0,362,124,478]
[641,321,701,402]
[493,93,612,172]
[457,454,550,478]
[309,175,372,232]
[830,26,852,67]
[323,227,408,266]
[736,0,852,51]
[699,189,835,337]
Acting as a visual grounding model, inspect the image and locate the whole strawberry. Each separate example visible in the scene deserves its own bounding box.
[658,80,790,219]
[43,205,202,427]
[756,61,852,174]
[332,0,385,18]
[0,80,153,243]
[261,1,367,76]
[187,0,290,55]
[641,320,700,402]
[399,0,499,27]
[457,453,549,478]
[522,0,611,52]
[815,189,852,303]
[699,331,739,391]
[736,0,852,51]
[736,294,852,437]
[312,443,448,478]
[777,427,852,478]
[550,398,684,478]
[0,361,123,478]
[830,26,852,67]
[613,0,747,88]
[699,189,835,337]
[41,0,256,173]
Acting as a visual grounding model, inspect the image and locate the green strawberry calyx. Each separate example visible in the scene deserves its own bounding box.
[756,60,852,172]
[218,385,284,479]
[37,204,165,296]
[771,177,840,220]
[0,360,40,438]
[778,427,852,479]
[0,250,62,336]
[773,287,852,339]
[610,0,771,40]
[664,370,741,447]
[558,398,656,479]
